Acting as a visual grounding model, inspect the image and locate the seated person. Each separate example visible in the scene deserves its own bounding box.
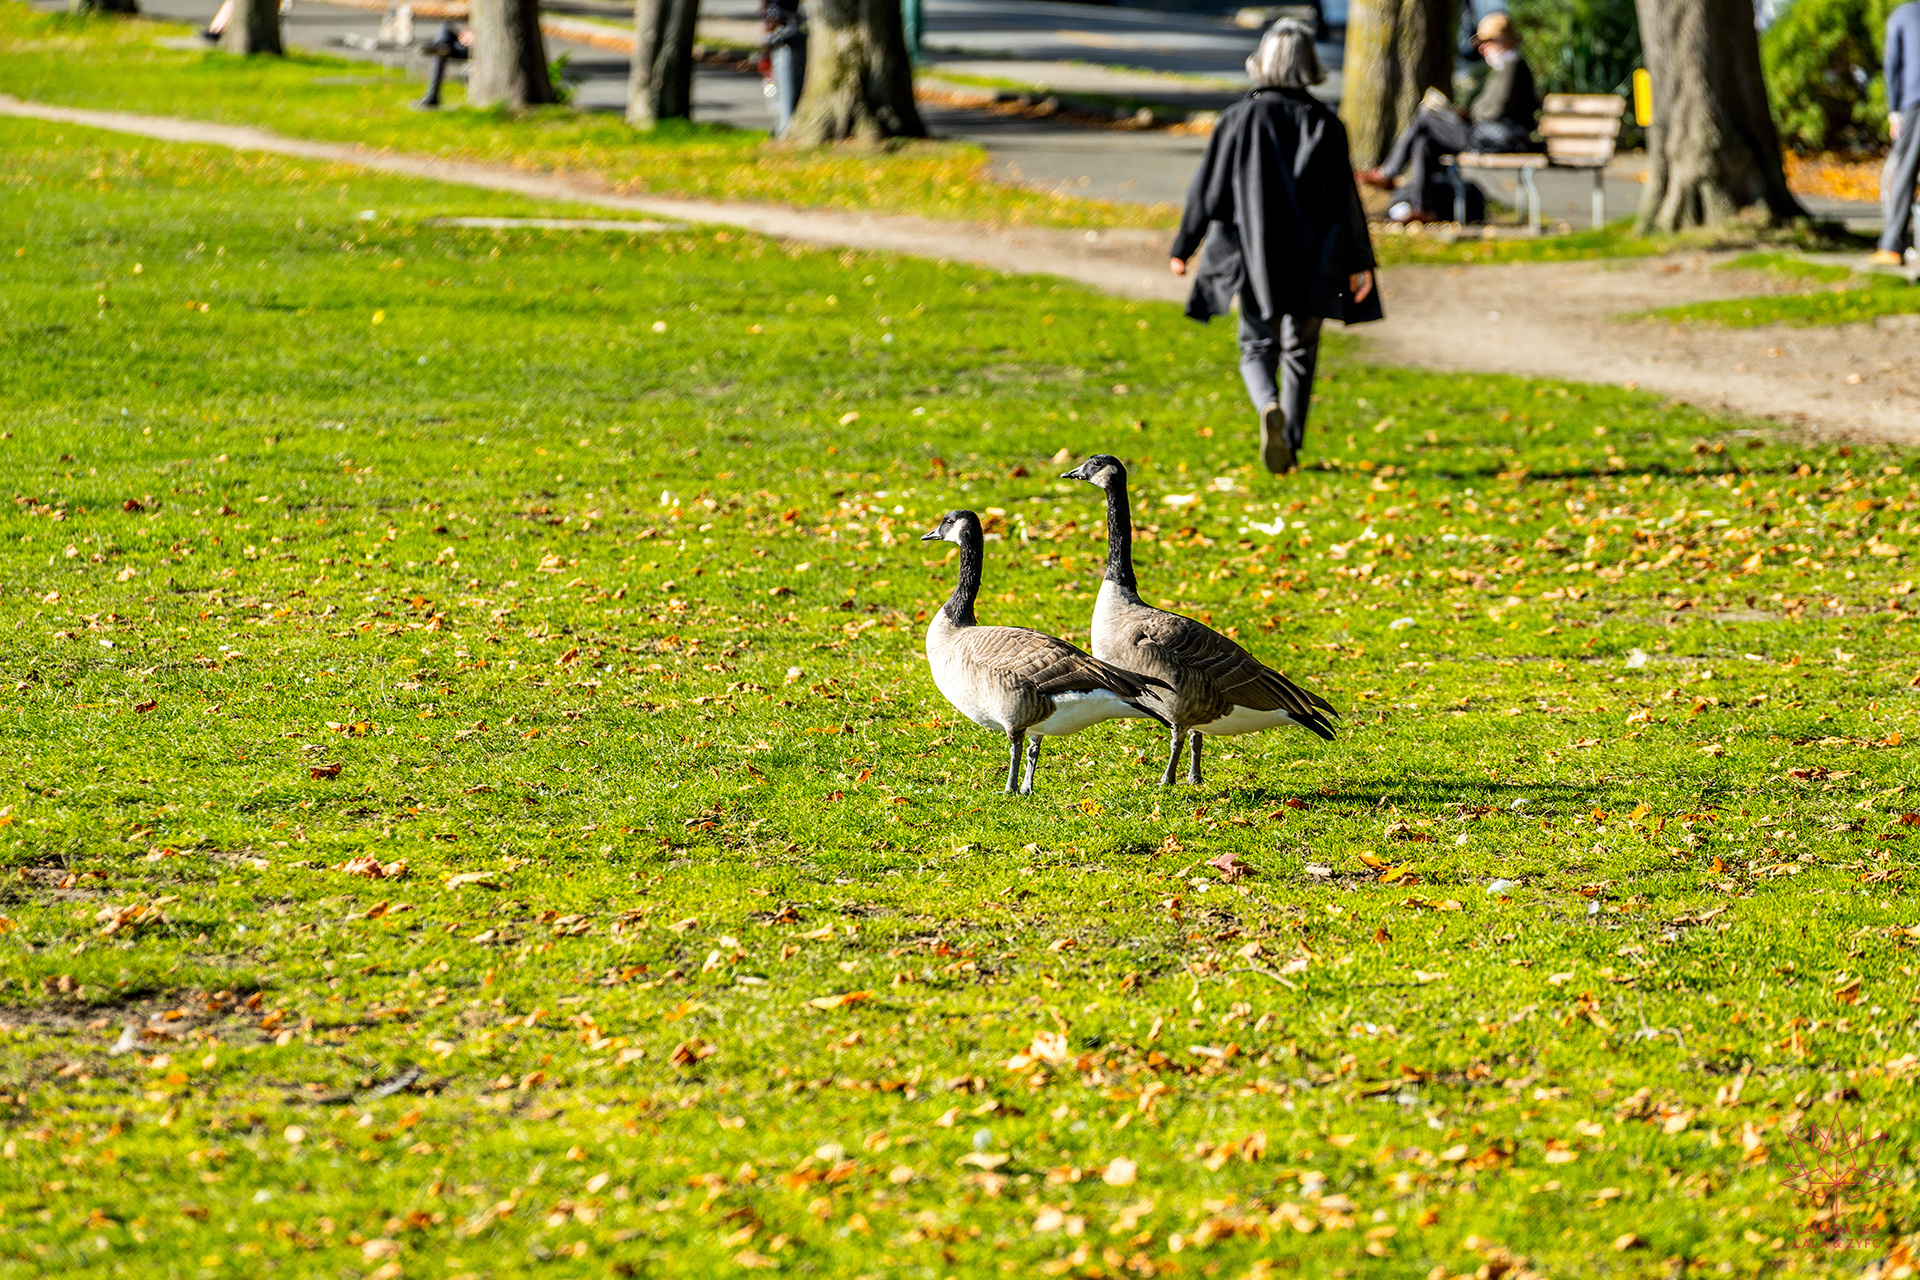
[1357,12,1540,221]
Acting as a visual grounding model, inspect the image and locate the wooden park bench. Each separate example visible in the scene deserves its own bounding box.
[1442,93,1626,234]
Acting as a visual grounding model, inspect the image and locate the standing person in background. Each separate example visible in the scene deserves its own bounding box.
[1169,18,1379,475]
[1872,0,1920,265]
[760,0,806,138]
[1356,12,1539,222]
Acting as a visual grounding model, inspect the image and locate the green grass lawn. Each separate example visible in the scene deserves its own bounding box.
[1632,253,1920,328]
[5,120,1920,1279]
[0,4,1172,229]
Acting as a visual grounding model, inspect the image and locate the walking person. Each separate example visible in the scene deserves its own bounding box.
[1355,12,1540,222]
[1169,18,1379,475]
[760,0,807,138]
[1871,0,1920,265]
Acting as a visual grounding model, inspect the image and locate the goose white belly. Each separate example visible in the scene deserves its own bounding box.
[1194,705,1301,737]
[1030,688,1149,736]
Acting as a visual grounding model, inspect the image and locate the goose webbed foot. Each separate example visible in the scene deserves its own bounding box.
[1187,732,1203,786]
[1004,734,1023,794]
[1020,735,1042,794]
[1160,724,1184,786]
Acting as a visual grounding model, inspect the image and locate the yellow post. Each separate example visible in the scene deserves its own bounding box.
[1632,68,1653,127]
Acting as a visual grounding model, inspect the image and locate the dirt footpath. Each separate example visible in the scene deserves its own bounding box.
[6,95,1915,446]
[1366,256,1920,447]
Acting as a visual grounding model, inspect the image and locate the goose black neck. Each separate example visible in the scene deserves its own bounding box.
[1102,476,1137,593]
[943,527,983,627]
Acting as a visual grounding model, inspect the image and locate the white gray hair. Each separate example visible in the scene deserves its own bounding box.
[1246,17,1324,89]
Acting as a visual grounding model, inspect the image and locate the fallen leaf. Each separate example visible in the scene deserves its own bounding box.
[446,871,501,890]
[1102,1157,1138,1186]
[309,763,343,780]
[805,991,873,1010]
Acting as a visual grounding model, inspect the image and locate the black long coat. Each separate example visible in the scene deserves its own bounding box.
[1171,88,1382,327]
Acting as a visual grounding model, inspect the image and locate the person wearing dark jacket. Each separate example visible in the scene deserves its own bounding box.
[1356,12,1540,221]
[1170,18,1379,474]
[1872,0,1920,264]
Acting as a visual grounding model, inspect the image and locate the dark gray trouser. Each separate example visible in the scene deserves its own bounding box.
[770,39,805,137]
[1880,105,1920,253]
[1237,309,1322,447]
[1380,109,1531,213]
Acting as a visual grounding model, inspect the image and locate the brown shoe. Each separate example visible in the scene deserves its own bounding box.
[1356,168,1393,190]
[1259,403,1295,473]
[1868,249,1904,266]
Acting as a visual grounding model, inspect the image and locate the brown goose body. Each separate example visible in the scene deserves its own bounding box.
[921,510,1165,794]
[1063,456,1337,784]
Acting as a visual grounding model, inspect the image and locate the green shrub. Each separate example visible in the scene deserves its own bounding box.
[1762,0,1894,152]
[1506,0,1642,97]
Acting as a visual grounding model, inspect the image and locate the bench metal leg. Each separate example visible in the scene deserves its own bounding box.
[1521,166,1541,235]
[1592,168,1606,230]
[1442,160,1467,226]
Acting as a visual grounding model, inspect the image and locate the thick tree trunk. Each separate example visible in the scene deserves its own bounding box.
[627,0,700,127]
[1634,0,1805,232]
[469,0,558,110]
[219,0,282,55]
[69,0,139,14]
[1340,0,1454,169]
[786,0,924,144]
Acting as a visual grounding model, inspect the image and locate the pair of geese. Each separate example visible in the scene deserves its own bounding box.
[923,455,1337,793]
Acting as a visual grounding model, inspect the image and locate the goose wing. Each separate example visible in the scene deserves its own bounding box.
[1135,609,1339,729]
[962,626,1161,701]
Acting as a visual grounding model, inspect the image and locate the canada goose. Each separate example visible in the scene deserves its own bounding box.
[1061,455,1337,785]
[921,509,1166,794]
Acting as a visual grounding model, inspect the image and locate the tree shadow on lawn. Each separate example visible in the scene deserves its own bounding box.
[1229,774,1604,812]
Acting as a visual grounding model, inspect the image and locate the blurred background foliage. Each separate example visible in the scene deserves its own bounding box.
[1761,0,1897,153]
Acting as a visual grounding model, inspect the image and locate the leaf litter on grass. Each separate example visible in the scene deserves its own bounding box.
[0,122,1917,1276]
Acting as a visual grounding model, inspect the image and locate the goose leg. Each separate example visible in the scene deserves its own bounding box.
[1004,734,1023,794]
[1160,723,1185,786]
[1021,735,1043,794]
[1188,732,1204,786]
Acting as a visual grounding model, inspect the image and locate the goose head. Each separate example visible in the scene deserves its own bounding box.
[1062,454,1127,490]
[920,509,981,545]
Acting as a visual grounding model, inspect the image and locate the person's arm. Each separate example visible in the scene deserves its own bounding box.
[1332,119,1376,299]
[1891,10,1908,121]
[1169,116,1234,272]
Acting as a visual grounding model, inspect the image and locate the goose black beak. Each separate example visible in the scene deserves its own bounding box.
[920,528,942,542]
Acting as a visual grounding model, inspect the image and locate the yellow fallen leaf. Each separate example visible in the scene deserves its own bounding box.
[805,991,873,1010]
[446,871,500,889]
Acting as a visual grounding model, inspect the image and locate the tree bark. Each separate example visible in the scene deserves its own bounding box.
[69,0,140,15]
[627,0,700,127]
[786,0,924,144]
[1339,0,1454,169]
[219,0,282,55]
[1634,0,1805,232]
[469,0,558,110]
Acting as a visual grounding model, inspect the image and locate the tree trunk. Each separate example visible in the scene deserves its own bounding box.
[219,0,282,55]
[469,0,558,110]
[1634,0,1805,232]
[786,0,924,144]
[1340,0,1454,169]
[627,0,700,127]
[69,0,140,15]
